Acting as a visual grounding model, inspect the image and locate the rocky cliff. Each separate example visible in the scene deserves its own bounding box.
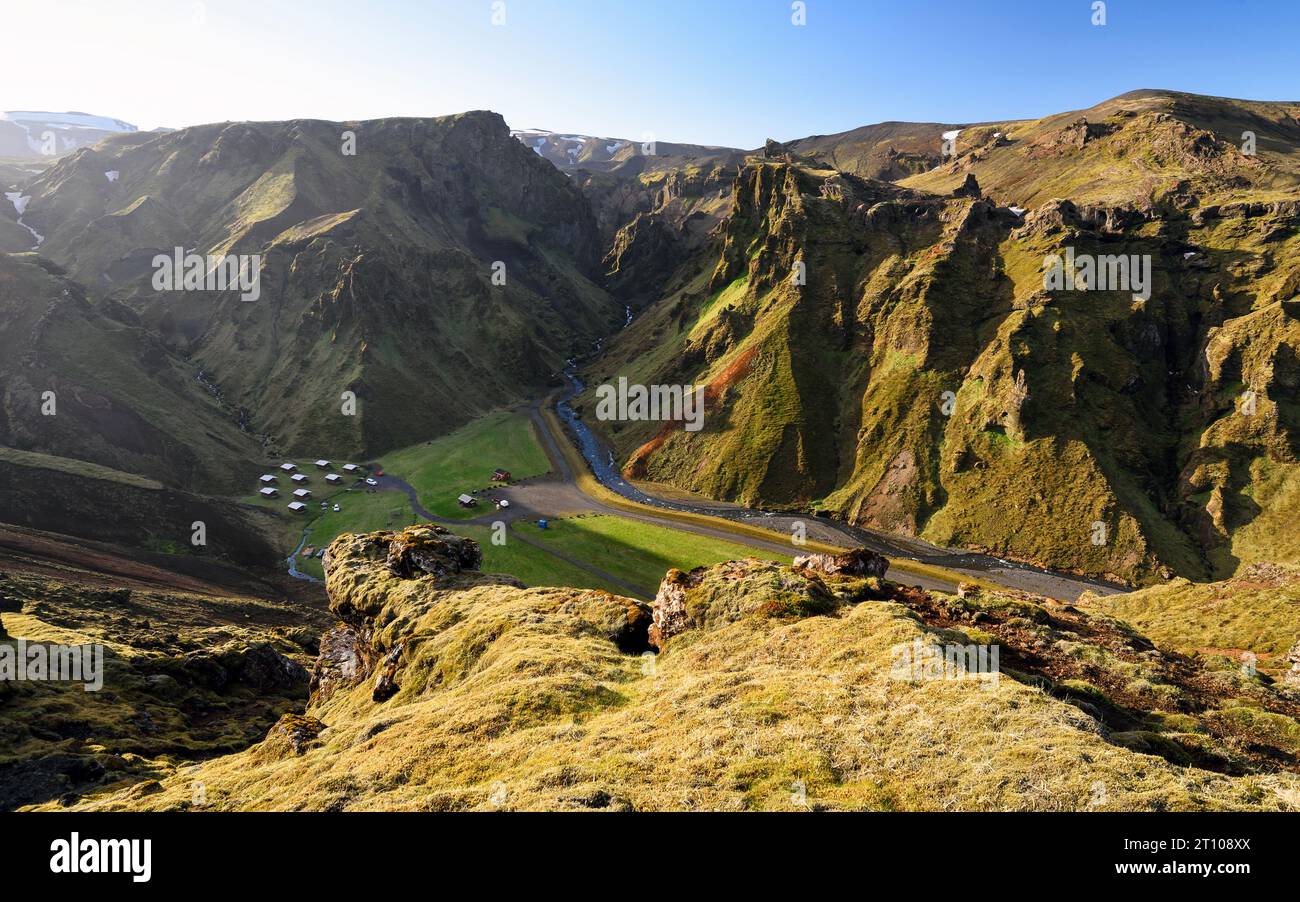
[581,92,1300,585]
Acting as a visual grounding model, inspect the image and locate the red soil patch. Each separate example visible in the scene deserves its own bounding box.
[624,346,759,478]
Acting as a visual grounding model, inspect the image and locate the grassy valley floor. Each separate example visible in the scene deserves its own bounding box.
[255,410,793,595]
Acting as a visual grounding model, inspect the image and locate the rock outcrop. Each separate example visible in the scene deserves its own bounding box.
[793,548,889,579]
[648,568,694,648]
[261,713,326,759]
[952,173,981,198]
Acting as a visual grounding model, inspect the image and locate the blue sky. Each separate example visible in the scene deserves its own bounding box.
[4,0,1298,146]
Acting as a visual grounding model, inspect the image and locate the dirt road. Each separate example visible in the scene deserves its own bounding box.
[372,396,1127,603]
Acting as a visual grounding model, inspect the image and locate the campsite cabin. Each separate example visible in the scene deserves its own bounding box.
[492,469,512,482]
[287,502,307,512]
[291,473,309,483]
[280,463,297,472]
[315,460,331,469]
[259,474,277,484]
[293,488,312,499]
[259,487,278,497]
[457,493,478,508]
[342,463,359,473]
[325,473,343,484]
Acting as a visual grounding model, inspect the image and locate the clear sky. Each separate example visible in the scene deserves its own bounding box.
[3,0,1298,147]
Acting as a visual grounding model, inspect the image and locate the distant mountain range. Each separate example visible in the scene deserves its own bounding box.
[2,90,1299,586]
[511,127,741,173]
[1,112,618,496]
[0,110,138,158]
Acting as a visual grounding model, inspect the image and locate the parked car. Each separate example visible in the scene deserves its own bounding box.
[333,504,341,512]
[365,477,378,486]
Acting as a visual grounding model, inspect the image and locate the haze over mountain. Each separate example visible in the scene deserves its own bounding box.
[0,111,137,159]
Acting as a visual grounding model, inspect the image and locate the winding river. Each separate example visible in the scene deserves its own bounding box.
[555,368,1126,598]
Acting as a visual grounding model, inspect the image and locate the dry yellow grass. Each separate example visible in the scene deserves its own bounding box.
[53,527,1300,813]
[1081,563,1300,671]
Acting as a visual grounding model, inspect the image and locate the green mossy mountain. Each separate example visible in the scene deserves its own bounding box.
[583,91,1300,585]
[0,252,263,493]
[0,562,326,810]
[9,112,621,485]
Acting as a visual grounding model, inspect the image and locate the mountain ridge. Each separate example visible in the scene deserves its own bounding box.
[3,110,621,494]
[578,89,1300,586]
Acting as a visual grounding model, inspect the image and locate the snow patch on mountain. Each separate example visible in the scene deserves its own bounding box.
[3,111,137,132]
[1,111,137,156]
[5,191,44,247]
[5,192,30,216]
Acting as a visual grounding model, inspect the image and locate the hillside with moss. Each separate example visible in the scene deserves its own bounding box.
[0,552,326,810]
[38,526,1300,812]
[901,89,1300,208]
[0,252,264,492]
[580,90,1300,585]
[5,112,621,486]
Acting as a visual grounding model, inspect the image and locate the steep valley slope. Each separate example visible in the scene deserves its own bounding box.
[4,111,622,492]
[0,538,327,810]
[580,90,1300,586]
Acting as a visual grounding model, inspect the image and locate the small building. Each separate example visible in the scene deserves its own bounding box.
[259,474,277,484]
[537,519,549,530]
[291,473,309,483]
[259,487,278,497]
[457,493,478,508]
[293,488,312,499]
[280,463,297,472]
[342,463,359,473]
[492,469,512,482]
[325,473,343,484]
[287,501,307,512]
[315,459,331,469]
